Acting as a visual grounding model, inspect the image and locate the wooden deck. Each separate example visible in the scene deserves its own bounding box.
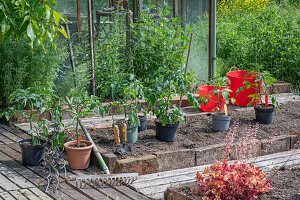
[0,123,151,200]
[130,149,300,199]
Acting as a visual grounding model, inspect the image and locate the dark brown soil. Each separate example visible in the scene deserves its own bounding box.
[89,101,300,159]
[173,165,300,200]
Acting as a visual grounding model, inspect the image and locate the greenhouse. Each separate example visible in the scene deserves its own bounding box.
[0,0,299,199]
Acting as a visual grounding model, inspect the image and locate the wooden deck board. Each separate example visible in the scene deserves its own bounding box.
[8,190,28,200]
[0,191,16,200]
[0,125,151,200]
[0,133,14,144]
[0,128,23,142]
[0,163,36,189]
[0,125,30,140]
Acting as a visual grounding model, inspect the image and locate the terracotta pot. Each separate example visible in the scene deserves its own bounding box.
[64,140,93,169]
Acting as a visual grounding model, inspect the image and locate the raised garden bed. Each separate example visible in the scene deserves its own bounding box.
[88,101,300,174]
[164,164,300,200]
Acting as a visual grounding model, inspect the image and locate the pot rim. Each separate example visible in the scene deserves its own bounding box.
[254,103,275,111]
[19,138,47,149]
[64,140,93,151]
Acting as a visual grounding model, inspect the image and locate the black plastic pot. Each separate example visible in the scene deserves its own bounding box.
[19,139,46,166]
[212,113,232,132]
[155,121,179,142]
[254,104,275,124]
[138,117,147,132]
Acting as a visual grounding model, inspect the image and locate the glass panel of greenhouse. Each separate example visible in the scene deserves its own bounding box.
[54,0,210,81]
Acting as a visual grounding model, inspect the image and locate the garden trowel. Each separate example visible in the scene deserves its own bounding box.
[120,123,131,153]
[113,125,122,155]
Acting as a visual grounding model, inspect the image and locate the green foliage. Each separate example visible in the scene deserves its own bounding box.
[0,0,67,51]
[65,89,104,145]
[1,85,53,144]
[0,38,67,106]
[93,11,128,99]
[130,5,191,87]
[216,3,300,92]
[202,76,234,112]
[242,69,279,109]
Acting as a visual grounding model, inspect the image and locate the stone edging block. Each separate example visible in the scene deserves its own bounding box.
[114,155,158,175]
[194,143,226,166]
[261,135,291,155]
[154,149,195,172]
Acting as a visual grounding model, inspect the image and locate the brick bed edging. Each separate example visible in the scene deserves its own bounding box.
[91,134,299,175]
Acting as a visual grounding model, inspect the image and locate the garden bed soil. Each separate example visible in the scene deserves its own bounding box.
[167,165,300,200]
[88,101,300,159]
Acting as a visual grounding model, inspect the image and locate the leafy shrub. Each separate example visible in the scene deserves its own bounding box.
[192,160,272,200]
[0,38,67,106]
[216,3,300,92]
[130,5,190,87]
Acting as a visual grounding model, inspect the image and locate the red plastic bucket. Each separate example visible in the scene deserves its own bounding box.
[198,84,225,112]
[227,67,261,106]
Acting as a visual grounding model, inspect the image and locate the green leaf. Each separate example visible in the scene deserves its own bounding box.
[53,10,61,25]
[58,28,68,38]
[236,86,245,96]
[26,22,36,41]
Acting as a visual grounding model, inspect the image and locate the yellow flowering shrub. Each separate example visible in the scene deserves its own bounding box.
[217,0,270,17]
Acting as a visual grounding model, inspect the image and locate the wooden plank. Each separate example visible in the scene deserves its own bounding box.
[0,191,16,200]
[0,133,14,144]
[0,151,71,200]
[0,128,23,142]
[8,191,28,200]
[19,189,41,200]
[85,167,148,200]
[6,143,22,153]
[0,163,36,189]
[111,185,151,200]
[0,173,21,191]
[28,166,96,200]
[67,168,129,200]
[28,188,53,200]
[0,144,22,163]
[0,125,30,140]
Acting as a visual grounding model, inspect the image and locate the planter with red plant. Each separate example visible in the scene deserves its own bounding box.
[237,70,279,124]
[64,90,104,170]
[200,77,235,132]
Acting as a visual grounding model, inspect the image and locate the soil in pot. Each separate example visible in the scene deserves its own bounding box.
[155,121,179,142]
[19,139,46,166]
[64,140,93,170]
[212,113,232,132]
[138,116,147,132]
[88,101,300,159]
[254,104,275,124]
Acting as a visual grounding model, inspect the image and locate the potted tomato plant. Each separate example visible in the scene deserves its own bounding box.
[201,77,235,132]
[151,72,187,142]
[1,86,53,166]
[64,89,104,169]
[238,70,279,124]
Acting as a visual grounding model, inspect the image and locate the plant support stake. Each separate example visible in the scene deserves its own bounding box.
[63,22,77,88]
[87,0,95,95]
[179,32,193,108]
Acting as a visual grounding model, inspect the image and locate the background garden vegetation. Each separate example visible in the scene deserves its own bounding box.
[0,0,299,107]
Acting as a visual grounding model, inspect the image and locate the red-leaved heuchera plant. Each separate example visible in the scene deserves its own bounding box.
[192,160,272,200]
